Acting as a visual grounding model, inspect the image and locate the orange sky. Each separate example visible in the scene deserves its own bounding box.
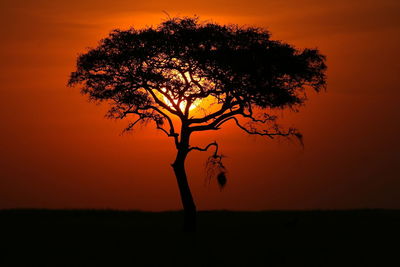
[1,0,399,210]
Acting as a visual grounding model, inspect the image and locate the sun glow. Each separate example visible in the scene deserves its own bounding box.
[156,69,212,113]
[162,95,200,112]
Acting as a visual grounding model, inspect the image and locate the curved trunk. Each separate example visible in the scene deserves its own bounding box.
[172,131,197,231]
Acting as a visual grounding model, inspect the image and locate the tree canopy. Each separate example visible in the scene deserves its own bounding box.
[68,17,326,148]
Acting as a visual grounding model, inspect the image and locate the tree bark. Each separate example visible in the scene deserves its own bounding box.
[172,134,197,232]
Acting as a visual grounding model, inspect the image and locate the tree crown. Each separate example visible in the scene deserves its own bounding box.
[68,17,326,145]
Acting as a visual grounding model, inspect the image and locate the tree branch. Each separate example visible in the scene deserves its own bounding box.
[189,107,243,132]
[216,116,299,139]
[125,104,180,147]
[188,97,237,124]
[189,141,218,155]
[144,85,182,117]
[121,117,144,134]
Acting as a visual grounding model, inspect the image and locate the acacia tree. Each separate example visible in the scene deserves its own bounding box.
[68,17,326,231]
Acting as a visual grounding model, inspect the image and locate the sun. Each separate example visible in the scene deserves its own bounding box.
[162,96,200,112]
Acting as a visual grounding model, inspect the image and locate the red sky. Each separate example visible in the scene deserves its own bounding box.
[1,0,399,210]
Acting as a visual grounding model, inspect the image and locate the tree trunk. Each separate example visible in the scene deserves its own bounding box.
[172,148,197,232]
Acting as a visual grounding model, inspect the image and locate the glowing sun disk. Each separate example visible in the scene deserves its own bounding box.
[162,96,199,111]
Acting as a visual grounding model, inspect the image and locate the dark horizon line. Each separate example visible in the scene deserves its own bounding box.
[1,208,398,213]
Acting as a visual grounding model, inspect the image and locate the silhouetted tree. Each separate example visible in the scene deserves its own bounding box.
[68,17,326,231]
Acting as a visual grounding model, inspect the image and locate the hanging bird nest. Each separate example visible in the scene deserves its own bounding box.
[205,153,227,190]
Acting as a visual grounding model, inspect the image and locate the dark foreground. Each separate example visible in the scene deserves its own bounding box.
[1,209,399,266]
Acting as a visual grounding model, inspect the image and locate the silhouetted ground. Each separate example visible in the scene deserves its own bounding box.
[1,209,399,266]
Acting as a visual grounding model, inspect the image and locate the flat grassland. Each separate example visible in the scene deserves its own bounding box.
[1,209,399,266]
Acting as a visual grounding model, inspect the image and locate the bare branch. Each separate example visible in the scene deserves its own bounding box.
[156,125,170,136]
[143,106,177,134]
[241,107,277,124]
[189,107,243,132]
[125,104,180,147]
[154,122,179,148]
[189,141,218,155]
[145,85,182,117]
[188,97,237,124]
[121,117,143,134]
[216,116,299,139]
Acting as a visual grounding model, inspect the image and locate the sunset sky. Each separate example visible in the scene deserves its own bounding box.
[1,0,399,211]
